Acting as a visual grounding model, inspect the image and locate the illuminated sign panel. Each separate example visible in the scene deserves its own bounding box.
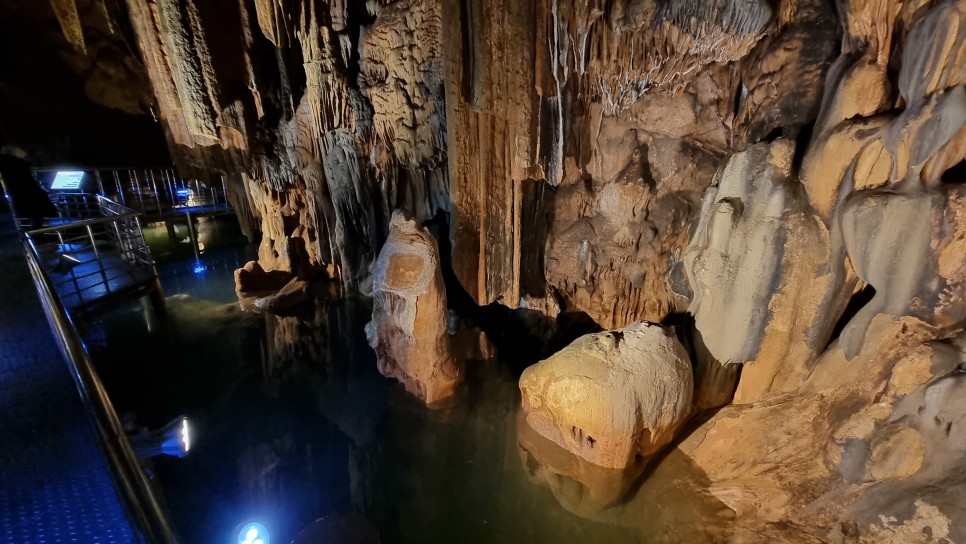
[50,170,85,190]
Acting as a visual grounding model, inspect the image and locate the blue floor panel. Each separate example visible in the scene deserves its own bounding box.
[0,212,136,543]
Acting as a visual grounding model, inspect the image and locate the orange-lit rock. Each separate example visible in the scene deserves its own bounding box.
[366,210,460,404]
[519,322,692,469]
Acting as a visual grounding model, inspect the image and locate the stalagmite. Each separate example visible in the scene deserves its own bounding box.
[365,210,460,404]
[49,0,86,54]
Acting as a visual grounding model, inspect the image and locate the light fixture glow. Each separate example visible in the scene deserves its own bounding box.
[182,418,190,452]
[128,416,191,458]
[237,522,270,544]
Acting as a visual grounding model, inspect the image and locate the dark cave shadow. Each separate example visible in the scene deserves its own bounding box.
[424,210,599,376]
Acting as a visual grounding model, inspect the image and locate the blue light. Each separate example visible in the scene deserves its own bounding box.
[160,417,190,457]
[237,522,270,544]
[192,261,207,276]
[129,416,190,458]
[175,188,191,197]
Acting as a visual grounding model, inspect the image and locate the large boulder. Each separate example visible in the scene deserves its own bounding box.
[365,210,461,404]
[519,321,693,469]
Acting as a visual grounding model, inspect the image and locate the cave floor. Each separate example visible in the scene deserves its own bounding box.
[0,210,135,543]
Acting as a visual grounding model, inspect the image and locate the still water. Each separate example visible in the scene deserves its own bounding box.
[86,217,731,544]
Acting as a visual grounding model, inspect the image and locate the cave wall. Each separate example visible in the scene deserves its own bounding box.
[111,0,838,320]
[120,0,452,284]
[40,0,966,539]
[0,0,168,165]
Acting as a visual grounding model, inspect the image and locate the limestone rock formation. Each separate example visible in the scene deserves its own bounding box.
[365,210,460,404]
[671,1,966,539]
[234,260,294,295]
[67,0,966,538]
[519,322,693,469]
[104,0,831,329]
[547,134,720,327]
[683,139,844,402]
[252,277,311,314]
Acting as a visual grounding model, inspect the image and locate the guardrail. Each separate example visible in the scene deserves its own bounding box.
[26,195,160,316]
[22,236,180,543]
[34,167,232,220]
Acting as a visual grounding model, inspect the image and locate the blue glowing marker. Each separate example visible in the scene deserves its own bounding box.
[238,522,269,544]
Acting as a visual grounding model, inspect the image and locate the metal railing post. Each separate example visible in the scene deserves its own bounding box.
[94,170,105,195]
[86,224,111,292]
[132,170,144,213]
[113,170,126,206]
[149,170,164,221]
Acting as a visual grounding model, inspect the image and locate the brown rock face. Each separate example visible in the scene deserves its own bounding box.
[365,210,460,404]
[519,322,693,469]
[111,0,834,324]
[90,0,966,538]
[673,1,966,539]
[684,139,846,403]
[234,260,293,295]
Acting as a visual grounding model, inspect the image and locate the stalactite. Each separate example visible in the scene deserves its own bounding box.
[49,0,87,54]
[155,0,220,141]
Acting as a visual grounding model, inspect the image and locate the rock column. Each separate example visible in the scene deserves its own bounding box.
[366,210,460,404]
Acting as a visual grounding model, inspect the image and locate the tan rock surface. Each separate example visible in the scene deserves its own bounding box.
[108,0,966,538]
[519,321,693,469]
[684,139,847,402]
[366,210,460,404]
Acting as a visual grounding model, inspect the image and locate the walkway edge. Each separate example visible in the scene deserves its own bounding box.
[22,235,180,544]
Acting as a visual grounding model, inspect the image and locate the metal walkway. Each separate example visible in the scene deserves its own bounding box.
[23,194,163,320]
[0,209,136,543]
[33,167,234,223]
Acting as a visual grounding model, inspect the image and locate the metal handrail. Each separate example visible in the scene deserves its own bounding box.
[21,235,179,543]
[26,212,142,235]
[31,167,232,219]
[23,194,160,315]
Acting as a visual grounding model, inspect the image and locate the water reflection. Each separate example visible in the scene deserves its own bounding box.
[517,409,646,519]
[90,244,737,543]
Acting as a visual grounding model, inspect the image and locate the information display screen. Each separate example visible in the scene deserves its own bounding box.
[50,170,85,190]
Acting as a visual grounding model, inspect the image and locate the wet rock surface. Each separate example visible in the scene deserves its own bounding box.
[366,210,461,404]
[520,322,693,469]
[38,0,966,539]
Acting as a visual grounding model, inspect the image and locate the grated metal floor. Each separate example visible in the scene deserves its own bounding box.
[0,211,136,543]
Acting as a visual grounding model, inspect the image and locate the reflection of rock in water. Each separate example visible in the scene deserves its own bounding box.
[516,407,737,541]
[516,409,645,518]
[315,298,390,446]
[263,303,328,382]
[260,295,390,446]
